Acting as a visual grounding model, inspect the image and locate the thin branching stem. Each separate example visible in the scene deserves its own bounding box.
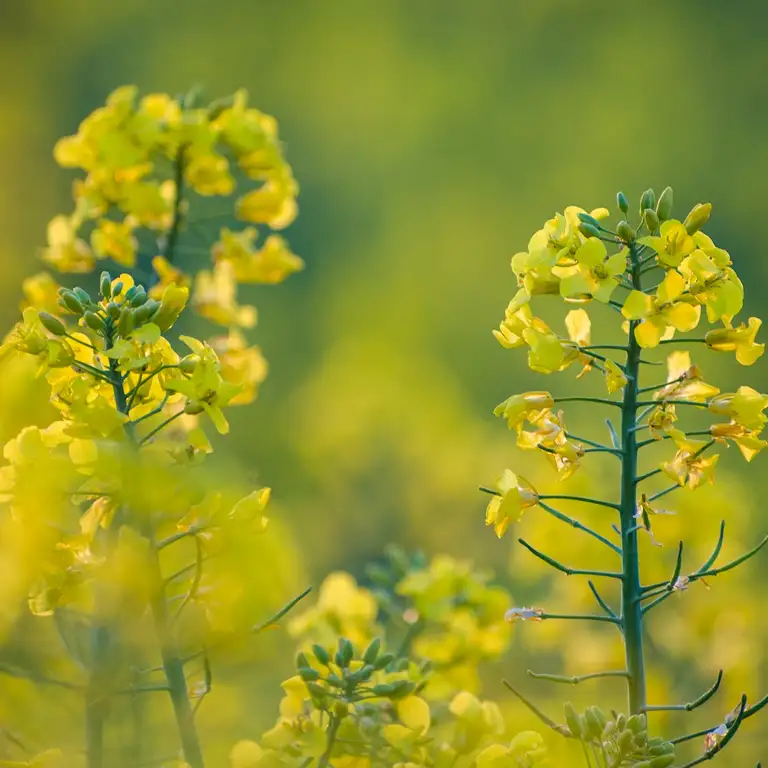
[538,501,622,555]
[518,538,623,580]
[642,670,722,713]
[527,669,629,685]
[587,580,618,620]
[538,494,620,511]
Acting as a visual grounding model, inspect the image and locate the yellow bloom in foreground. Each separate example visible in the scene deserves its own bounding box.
[708,386,768,431]
[710,422,768,462]
[705,317,764,365]
[554,237,626,303]
[655,350,719,402]
[638,219,695,268]
[484,469,538,538]
[493,392,554,430]
[660,430,719,489]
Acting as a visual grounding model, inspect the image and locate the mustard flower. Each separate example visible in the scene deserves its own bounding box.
[705,317,765,365]
[484,470,539,538]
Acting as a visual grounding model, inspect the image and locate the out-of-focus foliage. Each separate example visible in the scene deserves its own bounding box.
[1,2,767,765]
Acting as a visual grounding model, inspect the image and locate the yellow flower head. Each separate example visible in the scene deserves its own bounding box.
[705,317,764,365]
[484,470,539,538]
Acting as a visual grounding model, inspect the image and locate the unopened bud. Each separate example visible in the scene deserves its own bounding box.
[374,652,395,670]
[617,191,629,214]
[656,186,673,220]
[38,312,67,336]
[312,645,331,666]
[363,638,381,665]
[643,208,660,232]
[60,291,85,315]
[179,355,199,375]
[184,399,205,415]
[111,281,124,298]
[564,702,583,738]
[117,308,135,337]
[298,666,320,682]
[129,289,148,307]
[106,301,120,319]
[683,202,712,235]
[83,311,106,333]
[73,287,92,306]
[649,756,675,768]
[133,299,160,324]
[100,271,112,300]
[617,220,636,243]
[577,212,603,230]
[640,188,656,212]
[578,222,601,239]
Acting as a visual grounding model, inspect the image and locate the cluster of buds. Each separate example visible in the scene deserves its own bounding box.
[564,705,675,767]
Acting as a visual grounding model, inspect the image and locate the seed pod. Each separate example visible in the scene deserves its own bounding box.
[643,208,660,232]
[683,202,712,235]
[111,281,124,298]
[83,311,106,333]
[656,186,673,220]
[312,645,331,666]
[61,291,85,315]
[640,188,656,212]
[617,191,629,214]
[617,220,636,243]
[363,638,381,665]
[117,308,135,337]
[38,312,67,336]
[100,271,112,300]
[564,703,583,739]
[578,222,601,239]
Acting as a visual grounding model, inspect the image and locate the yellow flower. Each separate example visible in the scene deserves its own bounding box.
[41,215,94,273]
[148,283,189,332]
[208,330,268,405]
[163,336,242,434]
[604,359,627,394]
[192,262,257,328]
[621,271,700,347]
[184,150,235,196]
[213,228,304,284]
[21,272,61,314]
[484,469,539,538]
[476,731,547,767]
[91,218,138,267]
[638,219,695,268]
[661,430,719,489]
[553,237,627,303]
[149,255,190,299]
[654,351,719,402]
[236,174,298,230]
[493,392,554,430]
[708,386,768,431]
[493,303,537,349]
[565,308,591,347]
[710,422,767,462]
[1,308,74,372]
[705,317,764,365]
[648,404,678,439]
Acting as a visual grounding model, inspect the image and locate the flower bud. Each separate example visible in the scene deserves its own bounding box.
[129,289,148,307]
[584,707,604,739]
[617,729,634,752]
[626,714,646,734]
[643,208,660,232]
[184,399,205,415]
[298,666,320,682]
[306,682,327,700]
[333,700,349,720]
[133,299,160,324]
[117,308,135,337]
[363,638,381,665]
[100,271,112,300]
[296,652,310,669]
[106,301,121,319]
[335,638,354,668]
[38,312,67,336]
[564,703,583,738]
[656,186,673,220]
[617,220,636,243]
[649,756,675,768]
[312,645,331,666]
[640,188,656,212]
[371,683,396,697]
[179,354,199,375]
[578,222,601,239]
[73,287,92,306]
[111,281,124,298]
[374,652,395,670]
[683,202,712,235]
[617,191,629,214]
[388,680,415,699]
[83,311,106,333]
[60,290,85,315]
[577,212,602,230]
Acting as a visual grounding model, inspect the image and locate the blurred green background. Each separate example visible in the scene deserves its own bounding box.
[1,0,767,763]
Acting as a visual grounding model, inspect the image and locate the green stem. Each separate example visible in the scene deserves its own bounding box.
[318,715,341,768]
[554,396,621,409]
[620,242,647,716]
[527,669,629,684]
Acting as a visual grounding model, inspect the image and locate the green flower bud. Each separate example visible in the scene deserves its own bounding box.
[73,287,92,306]
[124,286,138,301]
[296,652,310,669]
[577,212,603,230]
[100,271,112,300]
[584,707,604,739]
[60,291,85,316]
[83,311,106,333]
[617,191,629,214]
[117,308,135,337]
[649,756,675,768]
[298,667,320,682]
[615,714,626,730]
[626,714,646,734]
[312,645,331,666]
[207,94,236,120]
[358,665,376,682]
[617,220,636,243]
[683,202,712,235]
[371,683,396,697]
[129,289,148,307]
[306,682,327,700]
[178,354,199,375]
[184,399,205,415]
[133,299,160,325]
[648,741,674,756]
[38,312,67,336]
[333,700,349,720]
[634,729,648,747]
[578,222,601,239]
[374,652,395,670]
[392,658,409,673]
[643,208,660,232]
[656,186,673,220]
[335,638,354,668]
[564,703,583,739]
[106,301,121,319]
[617,729,634,752]
[640,188,656,212]
[388,680,415,699]
[111,281,124,298]
[362,638,381,665]
[324,674,344,688]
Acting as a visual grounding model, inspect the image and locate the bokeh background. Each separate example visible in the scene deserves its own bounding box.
[1,0,767,764]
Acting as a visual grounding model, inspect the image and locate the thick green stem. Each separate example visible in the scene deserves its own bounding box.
[620,242,647,715]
